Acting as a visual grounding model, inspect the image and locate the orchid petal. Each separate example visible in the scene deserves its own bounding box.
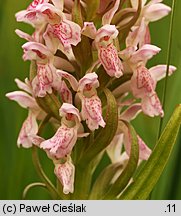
[27,0,49,10]
[120,103,142,121]
[35,3,62,24]
[15,10,41,27]
[82,22,97,39]
[22,42,53,62]
[32,63,56,97]
[81,95,106,131]
[131,66,155,98]
[121,121,151,160]
[59,81,72,104]
[99,43,123,78]
[107,134,124,163]
[119,46,137,61]
[29,135,45,146]
[77,132,90,138]
[6,91,37,110]
[17,111,38,148]
[78,72,99,92]
[15,29,34,41]
[126,19,151,47]
[130,0,147,8]
[40,125,77,158]
[102,0,120,25]
[59,103,81,122]
[130,44,161,65]
[16,2,61,27]
[54,161,75,194]
[43,25,60,54]
[149,65,176,81]
[44,19,81,52]
[95,24,118,46]
[52,0,64,11]
[56,70,78,91]
[15,78,32,94]
[141,93,164,117]
[137,135,152,160]
[144,25,151,45]
[143,3,171,22]
[126,19,146,47]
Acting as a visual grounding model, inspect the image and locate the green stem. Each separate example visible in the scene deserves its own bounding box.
[38,114,51,134]
[71,163,93,199]
[31,115,62,199]
[29,61,37,81]
[22,183,47,200]
[32,147,61,199]
[158,0,177,138]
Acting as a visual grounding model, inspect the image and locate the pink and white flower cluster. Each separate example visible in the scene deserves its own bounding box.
[6,0,176,195]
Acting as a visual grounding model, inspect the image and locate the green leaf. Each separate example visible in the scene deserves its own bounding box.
[72,0,83,27]
[79,88,118,164]
[72,35,93,75]
[119,105,181,200]
[112,8,135,26]
[116,0,142,31]
[85,0,100,21]
[103,123,139,199]
[36,93,61,121]
[89,162,126,199]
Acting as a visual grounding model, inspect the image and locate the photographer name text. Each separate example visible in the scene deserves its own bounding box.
[2,203,87,214]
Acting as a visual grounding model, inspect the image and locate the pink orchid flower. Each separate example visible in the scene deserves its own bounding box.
[131,0,171,24]
[41,125,78,159]
[22,42,62,97]
[119,39,161,72]
[15,25,47,44]
[16,0,81,60]
[126,18,151,48]
[57,71,105,131]
[15,0,61,28]
[6,78,47,148]
[128,0,171,46]
[78,72,106,131]
[56,70,79,103]
[118,21,177,117]
[131,65,176,117]
[107,102,151,162]
[41,1,81,58]
[119,105,152,160]
[54,160,75,194]
[40,103,81,159]
[43,19,81,56]
[16,111,38,148]
[101,0,120,25]
[82,1,123,78]
[6,78,43,117]
[113,64,176,118]
[82,23,123,78]
[5,99,38,149]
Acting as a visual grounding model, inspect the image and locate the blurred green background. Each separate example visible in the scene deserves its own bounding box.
[0,0,181,199]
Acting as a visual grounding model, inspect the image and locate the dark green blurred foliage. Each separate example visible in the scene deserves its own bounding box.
[0,0,181,199]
